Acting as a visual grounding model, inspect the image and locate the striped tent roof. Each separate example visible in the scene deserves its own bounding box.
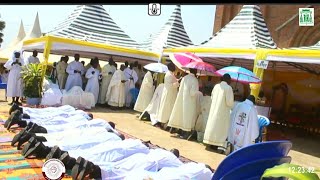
[48,5,138,48]
[139,5,193,53]
[199,5,277,49]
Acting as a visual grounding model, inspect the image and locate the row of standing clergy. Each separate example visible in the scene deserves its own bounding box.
[134,63,259,150]
[53,54,147,107]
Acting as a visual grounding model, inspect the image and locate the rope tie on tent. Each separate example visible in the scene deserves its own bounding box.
[250,49,269,98]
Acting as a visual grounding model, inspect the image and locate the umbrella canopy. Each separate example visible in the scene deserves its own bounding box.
[216,66,261,84]
[182,61,216,74]
[169,52,203,69]
[144,63,168,73]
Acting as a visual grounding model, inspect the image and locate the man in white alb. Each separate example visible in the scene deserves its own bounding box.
[26,50,40,64]
[65,54,85,91]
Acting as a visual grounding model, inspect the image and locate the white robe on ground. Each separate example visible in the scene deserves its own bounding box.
[203,81,234,147]
[134,71,154,112]
[62,86,95,109]
[228,99,259,151]
[26,56,40,64]
[41,127,121,150]
[139,84,164,125]
[65,61,85,91]
[106,70,126,107]
[157,71,179,124]
[168,74,199,132]
[56,61,68,89]
[99,64,116,104]
[22,105,76,120]
[85,67,100,104]
[4,53,24,97]
[99,148,183,180]
[68,139,149,163]
[40,88,63,106]
[123,68,138,107]
[125,162,213,180]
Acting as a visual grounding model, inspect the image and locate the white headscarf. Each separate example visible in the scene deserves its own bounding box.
[4,50,25,70]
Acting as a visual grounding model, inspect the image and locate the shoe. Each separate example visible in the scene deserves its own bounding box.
[59,152,71,166]
[22,113,31,119]
[24,141,49,158]
[11,129,27,146]
[22,137,37,156]
[71,157,85,180]
[17,132,34,150]
[45,146,62,161]
[77,160,91,180]
[17,120,27,128]
[9,103,20,115]
[88,165,102,179]
[7,110,22,130]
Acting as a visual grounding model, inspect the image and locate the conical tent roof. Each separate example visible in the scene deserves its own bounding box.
[0,13,42,61]
[49,5,138,48]
[200,5,277,49]
[139,5,193,53]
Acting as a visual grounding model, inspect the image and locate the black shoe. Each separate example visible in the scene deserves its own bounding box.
[7,110,22,130]
[9,103,19,114]
[24,141,49,158]
[89,165,102,179]
[78,160,91,180]
[46,146,62,161]
[71,157,85,180]
[59,152,71,166]
[17,132,35,150]
[32,125,48,134]
[17,120,27,128]
[22,137,38,156]
[12,129,27,146]
[22,113,31,119]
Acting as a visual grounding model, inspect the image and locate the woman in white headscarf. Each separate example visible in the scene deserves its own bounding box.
[4,50,25,105]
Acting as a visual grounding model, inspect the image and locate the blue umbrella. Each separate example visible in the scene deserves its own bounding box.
[215,66,261,84]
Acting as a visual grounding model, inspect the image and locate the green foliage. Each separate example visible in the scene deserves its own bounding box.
[261,163,320,180]
[20,64,44,98]
[0,20,5,44]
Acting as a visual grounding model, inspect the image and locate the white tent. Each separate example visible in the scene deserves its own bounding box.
[139,5,193,55]
[0,13,42,61]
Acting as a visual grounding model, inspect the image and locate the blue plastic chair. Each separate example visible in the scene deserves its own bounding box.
[212,140,292,180]
[0,75,7,101]
[255,115,271,143]
[221,156,292,180]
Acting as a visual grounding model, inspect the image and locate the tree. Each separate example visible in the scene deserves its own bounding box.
[0,20,5,44]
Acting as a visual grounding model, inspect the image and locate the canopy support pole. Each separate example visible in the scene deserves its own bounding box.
[41,36,52,84]
[250,49,268,98]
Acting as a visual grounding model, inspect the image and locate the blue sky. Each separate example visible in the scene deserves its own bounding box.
[0,5,216,48]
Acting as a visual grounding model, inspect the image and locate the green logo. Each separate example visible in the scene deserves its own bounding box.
[299,8,314,26]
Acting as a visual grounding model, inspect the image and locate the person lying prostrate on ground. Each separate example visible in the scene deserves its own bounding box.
[22,105,76,117]
[67,139,150,163]
[76,148,183,180]
[124,162,213,180]
[39,127,122,151]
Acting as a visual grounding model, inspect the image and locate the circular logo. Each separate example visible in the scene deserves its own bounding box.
[42,159,66,180]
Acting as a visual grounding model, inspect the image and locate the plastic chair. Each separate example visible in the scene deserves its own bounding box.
[255,115,271,143]
[0,76,7,101]
[211,140,292,180]
[221,156,292,180]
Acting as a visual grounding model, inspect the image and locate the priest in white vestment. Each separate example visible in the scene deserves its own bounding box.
[26,50,40,64]
[106,65,127,108]
[157,63,179,127]
[203,74,234,147]
[98,148,183,179]
[85,58,100,104]
[167,68,199,139]
[56,56,69,89]
[139,83,164,125]
[228,95,259,151]
[98,59,116,104]
[134,71,154,112]
[123,63,138,107]
[65,54,85,91]
[125,162,213,180]
[4,51,25,105]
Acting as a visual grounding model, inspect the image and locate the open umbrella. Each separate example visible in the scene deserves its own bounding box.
[144,63,168,73]
[215,66,261,84]
[169,52,203,69]
[182,61,216,74]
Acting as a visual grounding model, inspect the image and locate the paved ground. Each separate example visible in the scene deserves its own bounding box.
[0,91,319,171]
